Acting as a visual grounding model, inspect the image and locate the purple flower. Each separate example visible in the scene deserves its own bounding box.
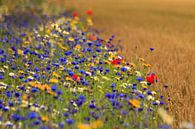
[150,48,155,51]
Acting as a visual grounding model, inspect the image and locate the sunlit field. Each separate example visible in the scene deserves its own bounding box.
[65,0,195,127]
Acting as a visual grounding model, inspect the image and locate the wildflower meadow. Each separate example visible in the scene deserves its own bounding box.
[0,1,194,129]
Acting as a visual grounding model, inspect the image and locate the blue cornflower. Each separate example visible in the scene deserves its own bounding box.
[64,112,69,117]
[56,90,63,96]
[87,42,93,46]
[19,75,24,79]
[158,124,171,129]
[78,95,85,102]
[152,101,158,106]
[8,101,14,107]
[121,110,128,115]
[96,49,101,53]
[120,67,127,72]
[51,85,58,91]
[58,122,65,128]
[14,91,21,98]
[89,103,96,109]
[147,91,152,95]
[12,113,21,121]
[40,126,50,129]
[0,49,4,55]
[87,47,92,52]
[46,65,51,70]
[110,83,116,88]
[64,50,72,56]
[33,120,41,125]
[29,112,39,119]
[160,101,164,105]
[95,43,101,47]
[5,91,12,98]
[0,74,4,79]
[33,74,39,79]
[105,93,115,99]
[68,71,74,76]
[74,65,79,69]
[139,94,145,99]
[65,118,74,125]
[31,88,38,93]
[2,106,9,111]
[136,77,143,82]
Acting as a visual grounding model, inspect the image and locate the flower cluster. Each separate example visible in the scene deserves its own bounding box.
[0,10,181,129]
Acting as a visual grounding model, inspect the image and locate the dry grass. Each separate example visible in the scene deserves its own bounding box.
[64,0,195,128]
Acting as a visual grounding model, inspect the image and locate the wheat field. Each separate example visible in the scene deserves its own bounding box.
[65,0,195,128]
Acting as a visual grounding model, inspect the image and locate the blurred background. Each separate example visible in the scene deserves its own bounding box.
[0,0,195,128]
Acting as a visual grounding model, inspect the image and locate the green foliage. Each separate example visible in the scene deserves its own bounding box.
[0,0,46,15]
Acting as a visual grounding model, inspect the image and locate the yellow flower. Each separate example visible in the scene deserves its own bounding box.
[104,60,111,64]
[130,63,136,67]
[75,44,81,50]
[63,30,70,35]
[45,29,51,34]
[77,123,91,129]
[25,63,29,67]
[143,63,151,67]
[24,41,30,45]
[66,77,73,81]
[41,116,49,122]
[22,94,28,101]
[157,108,174,125]
[52,72,60,78]
[129,99,141,108]
[141,84,148,89]
[86,18,93,26]
[57,43,67,50]
[29,81,37,87]
[68,37,74,42]
[49,78,59,83]
[90,120,103,129]
[18,49,23,55]
[78,87,85,93]
[102,76,110,80]
[18,70,24,74]
[139,58,145,62]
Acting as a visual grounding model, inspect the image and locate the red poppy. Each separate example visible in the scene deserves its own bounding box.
[72,74,80,81]
[146,73,158,84]
[73,11,79,18]
[88,35,97,41]
[112,59,122,65]
[85,9,93,15]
